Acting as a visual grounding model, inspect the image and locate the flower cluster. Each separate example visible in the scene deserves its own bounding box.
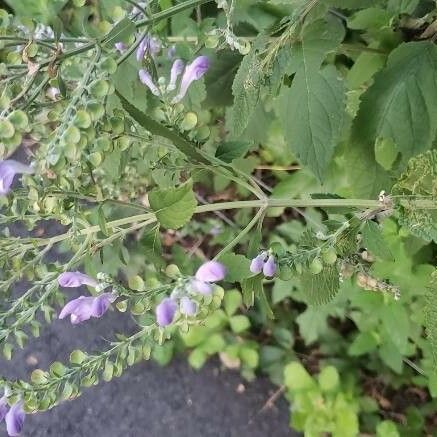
[57,272,116,324]
[0,160,33,196]
[250,251,277,277]
[0,397,25,437]
[156,261,226,327]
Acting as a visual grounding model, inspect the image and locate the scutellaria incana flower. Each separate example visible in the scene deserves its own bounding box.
[4,401,25,437]
[172,56,209,103]
[191,279,213,295]
[167,59,184,91]
[114,42,127,53]
[0,160,33,195]
[250,252,277,278]
[59,293,116,325]
[0,396,7,423]
[138,69,160,96]
[136,35,161,61]
[156,298,177,327]
[58,271,97,288]
[195,260,226,283]
[180,296,197,316]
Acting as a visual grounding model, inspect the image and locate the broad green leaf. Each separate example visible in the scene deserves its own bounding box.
[215,141,252,163]
[219,253,251,282]
[361,220,394,261]
[323,0,375,9]
[149,180,197,229]
[229,315,251,333]
[353,42,437,160]
[375,137,398,170]
[318,366,339,392]
[381,302,409,352]
[347,49,387,89]
[4,0,67,23]
[284,362,315,391]
[388,0,419,14]
[348,331,379,356]
[376,421,400,437]
[301,264,340,305]
[224,289,243,316]
[348,8,391,30]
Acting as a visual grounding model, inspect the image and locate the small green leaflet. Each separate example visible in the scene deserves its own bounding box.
[149,180,197,229]
[353,42,437,160]
[301,264,340,305]
[215,141,252,163]
[361,221,394,261]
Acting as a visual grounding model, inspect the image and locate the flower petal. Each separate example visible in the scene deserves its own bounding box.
[180,296,197,316]
[59,296,94,324]
[195,261,226,283]
[5,401,25,437]
[90,293,116,318]
[263,255,277,277]
[58,271,97,288]
[0,396,7,423]
[167,59,184,91]
[156,298,177,327]
[138,69,160,96]
[191,279,213,295]
[250,253,266,274]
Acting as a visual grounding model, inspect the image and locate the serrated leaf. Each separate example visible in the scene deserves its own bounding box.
[149,179,197,229]
[362,220,394,261]
[353,42,437,160]
[301,264,340,305]
[229,48,263,136]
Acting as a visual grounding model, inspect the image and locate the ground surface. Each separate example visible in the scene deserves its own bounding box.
[0,295,296,437]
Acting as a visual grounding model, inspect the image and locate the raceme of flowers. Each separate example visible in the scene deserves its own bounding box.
[250,251,277,278]
[156,261,227,327]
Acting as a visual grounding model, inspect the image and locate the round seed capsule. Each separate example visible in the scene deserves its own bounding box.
[322,248,337,265]
[309,258,323,275]
[180,112,198,131]
[74,110,92,129]
[0,119,15,139]
[8,110,28,130]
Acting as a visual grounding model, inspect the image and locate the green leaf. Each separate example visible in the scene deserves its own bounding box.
[149,179,197,229]
[375,137,398,170]
[229,315,251,333]
[353,42,437,160]
[376,420,400,437]
[219,253,251,282]
[284,362,315,391]
[348,331,379,356]
[279,65,345,180]
[381,302,409,352]
[348,8,391,30]
[31,369,49,385]
[387,0,419,14]
[318,366,339,392]
[97,206,109,236]
[323,0,375,9]
[361,220,394,261]
[215,141,252,163]
[301,264,340,305]
[102,17,135,46]
[70,349,87,365]
[425,270,437,367]
[229,48,263,137]
[224,289,243,316]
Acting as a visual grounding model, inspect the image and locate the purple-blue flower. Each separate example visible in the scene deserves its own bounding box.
[156,297,177,327]
[172,56,209,103]
[138,69,160,96]
[180,296,197,316]
[5,401,25,437]
[58,271,97,288]
[195,260,226,283]
[0,396,7,423]
[0,160,34,195]
[167,59,184,91]
[167,45,176,59]
[250,252,267,274]
[191,279,213,295]
[114,42,127,53]
[263,255,277,277]
[59,293,115,324]
[136,35,161,62]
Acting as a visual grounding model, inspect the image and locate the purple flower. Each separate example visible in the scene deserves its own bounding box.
[167,45,176,59]
[114,42,126,53]
[191,279,213,295]
[138,69,160,96]
[0,160,34,195]
[172,56,209,103]
[195,261,226,283]
[263,255,277,277]
[167,59,184,91]
[59,293,115,324]
[180,296,197,316]
[58,271,97,288]
[5,401,25,437]
[136,35,161,62]
[250,252,267,274]
[156,297,177,327]
[0,396,7,423]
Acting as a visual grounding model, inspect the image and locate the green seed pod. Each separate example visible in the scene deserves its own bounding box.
[64,143,78,161]
[110,116,124,135]
[96,136,111,151]
[165,264,180,279]
[86,101,105,120]
[100,57,117,74]
[295,263,303,275]
[8,110,28,130]
[3,131,22,148]
[180,112,198,131]
[89,151,103,167]
[0,95,10,110]
[322,248,337,265]
[89,79,110,98]
[195,125,210,141]
[73,110,92,129]
[309,258,323,275]
[117,136,131,151]
[205,35,219,49]
[63,125,81,144]
[0,119,15,138]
